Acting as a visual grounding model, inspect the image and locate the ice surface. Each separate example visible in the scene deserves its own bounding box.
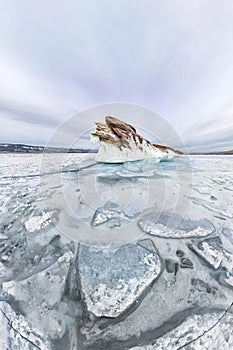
[96,158,161,178]
[0,301,51,350]
[129,309,233,350]
[189,196,233,219]
[0,153,233,349]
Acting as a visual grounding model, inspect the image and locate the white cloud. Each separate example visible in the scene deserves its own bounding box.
[182,106,233,152]
[0,0,233,149]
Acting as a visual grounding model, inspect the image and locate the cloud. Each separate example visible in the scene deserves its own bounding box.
[0,111,54,145]
[0,0,233,148]
[182,106,233,152]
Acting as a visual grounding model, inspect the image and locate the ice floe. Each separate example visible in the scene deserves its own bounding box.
[189,236,233,289]
[78,239,163,318]
[91,201,130,227]
[138,211,215,238]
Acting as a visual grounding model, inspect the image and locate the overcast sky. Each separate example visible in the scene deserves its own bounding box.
[0,0,233,151]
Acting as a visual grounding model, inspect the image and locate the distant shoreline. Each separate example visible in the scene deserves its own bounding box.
[0,143,98,154]
[190,152,233,155]
[0,143,232,155]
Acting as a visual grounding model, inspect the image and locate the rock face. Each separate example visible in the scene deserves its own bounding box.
[91,116,181,163]
[78,239,163,318]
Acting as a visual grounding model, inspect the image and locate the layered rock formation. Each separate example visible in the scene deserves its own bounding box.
[91,116,182,163]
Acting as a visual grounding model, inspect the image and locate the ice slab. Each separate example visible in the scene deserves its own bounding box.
[189,237,233,289]
[138,211,215,238]
[24,208,59,233]
[189,237,224,270]
[3,251,73,339]
[78,239,163,318]
[91,201,130,227]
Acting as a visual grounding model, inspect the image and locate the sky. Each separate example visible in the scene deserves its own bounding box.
[0,0,233,152]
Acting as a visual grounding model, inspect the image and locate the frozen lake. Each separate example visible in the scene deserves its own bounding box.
[0,153,233,349]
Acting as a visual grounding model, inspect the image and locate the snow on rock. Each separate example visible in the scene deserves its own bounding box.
[78,239,163,318]
[91,116,181,163]
[138,211,215,238]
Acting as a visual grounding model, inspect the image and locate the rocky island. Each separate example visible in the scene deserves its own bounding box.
[91,116,182,163]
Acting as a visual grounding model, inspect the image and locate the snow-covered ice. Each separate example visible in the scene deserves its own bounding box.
[78,239,163,318]
[0,153,232,349]
[138,212,215,238]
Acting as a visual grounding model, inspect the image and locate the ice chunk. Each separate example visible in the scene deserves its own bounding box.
[78,239,163,318]
[24,209,59,233]
[164,259,179,274]
[180,257,193,269]
[91,201,130,227]
[97,159,160,179]
[138,211,215,238]
[192,185,212,194]
[218,250,233,289]
[189,237,233,289]
[189,237,224,270]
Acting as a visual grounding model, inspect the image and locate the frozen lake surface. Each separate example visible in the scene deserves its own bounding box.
[0,153,232,349]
